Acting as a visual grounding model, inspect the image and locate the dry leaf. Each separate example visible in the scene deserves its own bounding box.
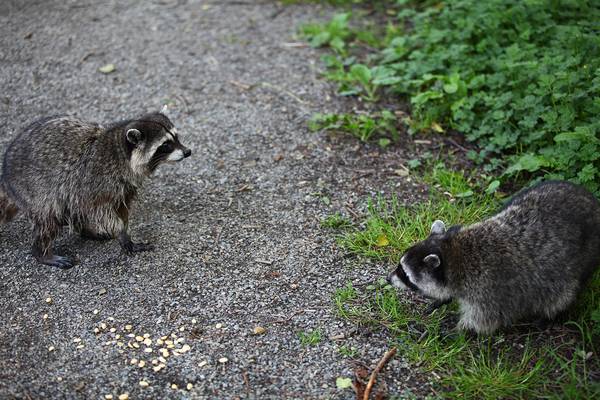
[99,64,115,74]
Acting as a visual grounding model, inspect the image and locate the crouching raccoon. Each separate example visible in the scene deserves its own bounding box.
[0,109,191,269]
[387,181,600,334]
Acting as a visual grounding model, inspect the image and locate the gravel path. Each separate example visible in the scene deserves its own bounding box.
[0,1,427,398]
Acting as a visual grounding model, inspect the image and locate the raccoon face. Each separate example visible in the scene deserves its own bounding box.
[387,220,452,300]
[126,112,192,175]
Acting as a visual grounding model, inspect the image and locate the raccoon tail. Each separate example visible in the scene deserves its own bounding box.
[0,181,18,223]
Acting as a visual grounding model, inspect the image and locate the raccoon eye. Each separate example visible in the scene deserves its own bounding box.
[157,142,173,153]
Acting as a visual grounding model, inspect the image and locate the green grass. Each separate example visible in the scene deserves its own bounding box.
[320,212,352,229]
[330,165,600,398]
[298,329,322,346]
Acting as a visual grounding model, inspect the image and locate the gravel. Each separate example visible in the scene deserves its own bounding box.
[0,0,428,398]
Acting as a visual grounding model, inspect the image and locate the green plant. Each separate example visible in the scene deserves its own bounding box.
[306,0,600,194]
[309,110,398,145]
[298,329,322,346]
[301,13,352,55]
[320,212,352,229]
[338,345,358,358]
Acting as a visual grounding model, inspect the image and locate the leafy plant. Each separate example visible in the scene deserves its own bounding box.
[298,329,322,346]
[309,110,398,145]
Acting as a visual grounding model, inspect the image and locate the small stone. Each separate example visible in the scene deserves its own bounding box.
[139,380,149,388]
[48,346,55,352]
[45,297,52,304]
[186,383,193,390]
[218,357,228,364]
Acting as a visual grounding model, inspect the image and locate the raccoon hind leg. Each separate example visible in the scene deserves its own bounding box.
[79,224,112,241]
[31,216,74,269]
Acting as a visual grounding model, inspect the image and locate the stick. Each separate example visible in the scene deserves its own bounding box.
[363,347,397,400]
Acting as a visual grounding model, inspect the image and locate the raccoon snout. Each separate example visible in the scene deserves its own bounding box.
[183,147,192,158]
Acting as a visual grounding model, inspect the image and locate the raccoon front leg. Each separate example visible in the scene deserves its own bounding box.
[79,225,112,241]
[425,298,453,314]
[115,204,154,253]
[31,217,74,269]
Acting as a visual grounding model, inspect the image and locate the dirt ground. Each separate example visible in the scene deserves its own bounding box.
[0,1,430,398]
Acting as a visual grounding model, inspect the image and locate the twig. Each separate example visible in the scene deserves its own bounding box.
[445,137,469,152]
[363,347,397,400]
[260,82,311,105]
[230,80,253,91]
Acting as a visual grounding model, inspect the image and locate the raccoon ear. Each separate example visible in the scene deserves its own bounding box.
[430,220,446,235]
[126,129,144,145]
[423,254,441,268]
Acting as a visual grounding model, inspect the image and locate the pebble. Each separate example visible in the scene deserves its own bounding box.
[139,380,149,388]
[252,326,266,335]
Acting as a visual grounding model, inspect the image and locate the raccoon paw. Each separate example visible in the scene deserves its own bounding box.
[122,241,155,253]
[38,255,74,269]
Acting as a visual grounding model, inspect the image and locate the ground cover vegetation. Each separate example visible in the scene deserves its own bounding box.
[301,0,600,397]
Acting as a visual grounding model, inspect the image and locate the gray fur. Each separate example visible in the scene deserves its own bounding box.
[0,112,191,269]
[388,181,600,334]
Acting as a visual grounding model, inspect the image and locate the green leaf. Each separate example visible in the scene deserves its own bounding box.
[378,138,391,148]
[336,377,353,389]
[505,154,548,175]
[98,64,116,74]
[349,64,372,86]
[485,180,500,194]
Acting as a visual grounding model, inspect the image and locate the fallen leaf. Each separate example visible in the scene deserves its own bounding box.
[336,377,352,389]
[376,234,389,247]
[430,122,444,132]
[252,326,266,335]
[99,64,115,74]
[393,168,409,177]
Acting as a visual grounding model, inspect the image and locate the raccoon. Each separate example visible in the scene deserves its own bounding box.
[0,109,191,269]
[387,181,600,334]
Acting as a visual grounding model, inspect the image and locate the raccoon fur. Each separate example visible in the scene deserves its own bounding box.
[387,180,600,334]
[0,110,191,269]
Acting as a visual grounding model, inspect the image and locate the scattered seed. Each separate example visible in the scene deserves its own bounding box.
[191,318,197,324]
[109,328,116,333]
[156,338,164,345]
[218,357,228,364]
[132,342,140,349]
[152,359,159,365]
[158,356,167,363]
[179,344,191,353]
[198,360,207,367]
[186,383,193,390]
[138,360,146,368]
[76,344,84,349]
[135,336,144,342]
[171,384,178,390]
[43,314,48,320]
[179,326,185,332]
[45,297,52,304]
[139,380,149,388]
[215,323,222,329]
[73,338,81,343]
[100,323,107,330]
[93,309,99,315]
[160,336,168,340]
[48,346,55,352]
[117,394,128,400]
[94,328,100,334]
[116,342,124,347]
[143,338,152,346]
[175,338,185,344]
[125,325,132,331]
[144,347,153,353]
[143,333,150,338]
[104,395,113,400]
[98,288,107,295]
[130,358,138,365]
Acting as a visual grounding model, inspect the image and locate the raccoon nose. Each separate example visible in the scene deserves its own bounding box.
[183,148,192,158]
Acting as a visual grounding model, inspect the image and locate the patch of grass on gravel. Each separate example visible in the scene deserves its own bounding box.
[331,165,600,398]
[298,329,323,346]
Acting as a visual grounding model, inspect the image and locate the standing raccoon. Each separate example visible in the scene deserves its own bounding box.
[0,110,191,269]
[387,181,600,334]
